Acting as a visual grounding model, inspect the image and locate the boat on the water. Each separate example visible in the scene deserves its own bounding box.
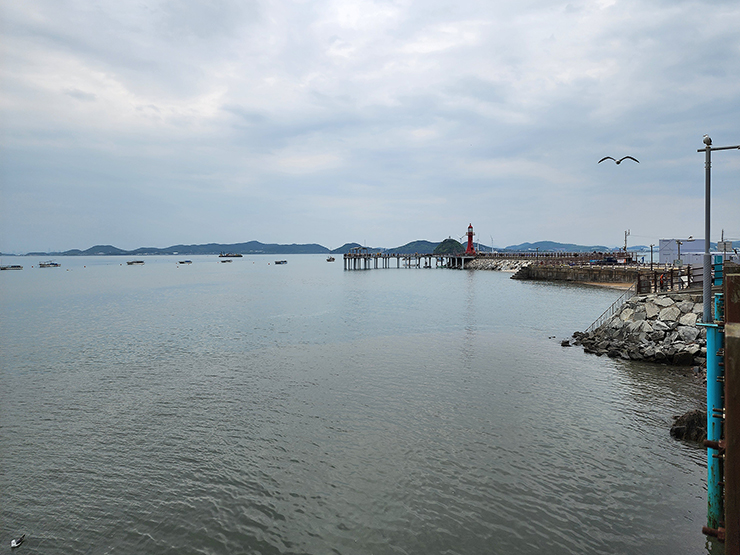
[219,252,242,258]
[0,265,23,270]
[39,260,61,268]
[178,260,192,265]
[327,256,335,262]
[274,260,287,265]
[127,260,145,266]
[221,259,232,263]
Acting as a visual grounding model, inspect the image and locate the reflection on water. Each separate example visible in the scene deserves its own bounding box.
[0,255,717,554]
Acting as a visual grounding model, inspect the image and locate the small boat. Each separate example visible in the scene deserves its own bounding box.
[178,260,192,265]
[219,252,242,258]
[0,265,23,270]
[39,260,61,268]
[127,260,145,266]
[327,256,335,262]
[11,535,25,548]
[274,260,287,265]
[221,259,232,263]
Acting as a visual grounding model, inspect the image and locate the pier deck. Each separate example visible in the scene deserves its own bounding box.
[343,248,636,271]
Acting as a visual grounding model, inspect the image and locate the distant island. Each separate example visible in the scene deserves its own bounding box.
[3,240,662,257]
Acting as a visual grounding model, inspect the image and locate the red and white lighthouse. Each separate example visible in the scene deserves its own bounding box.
[465,223,476,255]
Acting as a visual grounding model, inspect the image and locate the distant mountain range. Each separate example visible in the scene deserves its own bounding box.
[7,239,735,257]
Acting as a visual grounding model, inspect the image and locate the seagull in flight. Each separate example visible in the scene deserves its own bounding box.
[598,156,639,164]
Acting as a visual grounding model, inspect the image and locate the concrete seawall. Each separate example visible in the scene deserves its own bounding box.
[511,264,638,284]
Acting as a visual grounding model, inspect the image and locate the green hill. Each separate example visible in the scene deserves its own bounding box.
[433,238,464,255]
[384,240,439,255]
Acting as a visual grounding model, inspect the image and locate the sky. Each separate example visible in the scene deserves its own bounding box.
[1,0,739,253]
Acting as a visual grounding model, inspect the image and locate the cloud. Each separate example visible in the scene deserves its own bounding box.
[1,0,740,252]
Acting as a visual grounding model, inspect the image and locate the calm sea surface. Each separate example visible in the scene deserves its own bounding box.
[1,255,716,554]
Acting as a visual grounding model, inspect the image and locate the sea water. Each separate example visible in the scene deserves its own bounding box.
[0,255,716,554]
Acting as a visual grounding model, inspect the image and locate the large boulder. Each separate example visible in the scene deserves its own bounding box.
[659,306,681,321]
[678,325,700,342]
[645,303,660,319]
[679,312,698,326]
[655,296,675,308]
[670,410,707,443]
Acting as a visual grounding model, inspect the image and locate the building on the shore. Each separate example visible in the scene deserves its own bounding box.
[659,238,739,265]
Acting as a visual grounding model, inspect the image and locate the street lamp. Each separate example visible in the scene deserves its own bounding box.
[675,236,693,266]
[698,135,740,324]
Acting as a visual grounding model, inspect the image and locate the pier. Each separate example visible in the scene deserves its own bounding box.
[344,246,636,271]
[343,247,476,270]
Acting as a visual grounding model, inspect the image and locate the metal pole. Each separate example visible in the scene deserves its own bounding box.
[704,143,712,324]
[698,137,740,533]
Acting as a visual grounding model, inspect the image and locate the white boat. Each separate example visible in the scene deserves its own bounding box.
[39,260,61,268]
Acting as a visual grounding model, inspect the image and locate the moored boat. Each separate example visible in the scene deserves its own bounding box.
[0,265,23,270]
[219,252,242,258]
[274,260,287,265]
[39,260,61,268]
[178,260,192,265]
[327,256,335,262]
[127,260,145,266]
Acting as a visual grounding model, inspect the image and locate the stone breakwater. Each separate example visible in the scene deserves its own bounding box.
[466,259,531,272]
[571,292,707,366]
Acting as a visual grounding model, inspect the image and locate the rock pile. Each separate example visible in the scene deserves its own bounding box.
[467,259,531,272]
[572,292,707,366]
[670,410,707,442]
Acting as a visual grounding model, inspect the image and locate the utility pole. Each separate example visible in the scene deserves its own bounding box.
[698,135,740,534]
[624,229,630,253]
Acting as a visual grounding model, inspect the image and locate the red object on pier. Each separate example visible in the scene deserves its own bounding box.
[465,224,476,255]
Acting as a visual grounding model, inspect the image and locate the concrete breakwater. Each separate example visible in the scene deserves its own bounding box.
[512,263,638,284]
[571,291,706,366]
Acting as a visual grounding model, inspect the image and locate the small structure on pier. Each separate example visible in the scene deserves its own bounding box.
[465,224,476,255]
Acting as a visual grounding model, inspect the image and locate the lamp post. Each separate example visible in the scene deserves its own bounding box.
[698,136,740,324]
[676,240,683,266]
[698,135,740,533]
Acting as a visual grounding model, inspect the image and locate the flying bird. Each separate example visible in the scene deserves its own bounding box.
[598,156,640,164]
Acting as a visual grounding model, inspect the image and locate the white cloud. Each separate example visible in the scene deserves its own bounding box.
[1,0,740,252]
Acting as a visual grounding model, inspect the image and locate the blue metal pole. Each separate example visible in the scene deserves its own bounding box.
[706,322,724,528]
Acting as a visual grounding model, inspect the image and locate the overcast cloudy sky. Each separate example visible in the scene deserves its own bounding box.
[1,0,739,253]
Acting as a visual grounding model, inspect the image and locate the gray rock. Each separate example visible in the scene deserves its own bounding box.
[620,308,635,321]
[652,320,670,332]
[649,331,665,342]
[645,303,660,319]
[678,326,700,342]
[677,300,695,313]
[687,344,701,355]
[679,313,698,326]
[655,297,675,308]
[670,410,707,442]
[659,306,681,321]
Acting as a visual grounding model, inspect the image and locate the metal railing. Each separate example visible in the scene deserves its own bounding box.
[584,282,636,334]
